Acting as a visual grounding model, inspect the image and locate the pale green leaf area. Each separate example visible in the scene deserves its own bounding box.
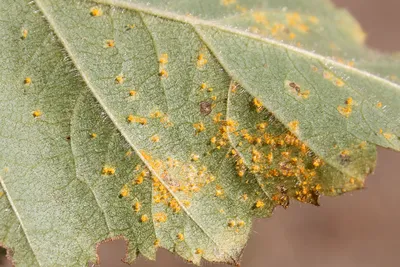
[0,0,399,266]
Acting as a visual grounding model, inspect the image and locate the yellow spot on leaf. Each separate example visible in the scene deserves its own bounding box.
[345,97,353,105]
[129,90,137,97]
[154,212,167,223]
[169,199,181,213]
[288,120,299,133]
[115,75,124,84]
[140,214,149,223]
[22,29,28,39]
[253,98,263,113]
[193,122,206,133]
[323,71,333,80]
[90,7,103,17]
[337,105,352,118]
[105,39,115,48]
[195,248,204,255]
[335,79,345,87]
[215,185,224,197]
[159,53,168,64]
[255,200,265,208]
[383,132,394,140]
[197,53,208,67]
[191,154,200,161]
[177,233,184,241]
[159,69,168,78]
[120,185,129,197]
[24,77,32,85]
[90,133,97,139]
[102,166,115,175]
[150,135,160,143]
[127,115,147,125]
[32,110,41,118]
[134,202,141,212]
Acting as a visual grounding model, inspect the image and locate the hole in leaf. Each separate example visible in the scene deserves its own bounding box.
[0,246,11,267]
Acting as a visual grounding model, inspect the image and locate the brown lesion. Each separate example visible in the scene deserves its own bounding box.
[200,101,212,116]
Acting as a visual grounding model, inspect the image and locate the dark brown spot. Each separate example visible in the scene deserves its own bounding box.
[339,154,351,166]
[310,189,320,206]
[200,101,212,116]
[289,82,301,93]
[66,136,71,141]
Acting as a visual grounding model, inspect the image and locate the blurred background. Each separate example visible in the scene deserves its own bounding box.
[1,0,399,266]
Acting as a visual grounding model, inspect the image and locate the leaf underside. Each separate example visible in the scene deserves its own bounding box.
[0,0,399,266]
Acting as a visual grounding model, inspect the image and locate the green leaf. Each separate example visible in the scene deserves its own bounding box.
[0,0,399,266]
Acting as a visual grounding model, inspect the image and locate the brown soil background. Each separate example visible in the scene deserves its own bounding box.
[1,0,399,266]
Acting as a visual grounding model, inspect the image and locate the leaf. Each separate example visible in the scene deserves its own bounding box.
[0,0,399,266]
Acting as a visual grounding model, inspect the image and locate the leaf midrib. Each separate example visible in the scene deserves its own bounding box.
[32,0,237,261]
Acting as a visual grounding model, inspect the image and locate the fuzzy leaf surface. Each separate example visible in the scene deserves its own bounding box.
[0,0,399,266]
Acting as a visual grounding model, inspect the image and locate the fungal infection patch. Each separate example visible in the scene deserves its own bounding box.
[24,77,32,85]
[159,69,168,78]
[90,7,103,17]
[129,90,137,97]
[252,98,263,113]
[383,132,394,140]
[90,133,97,139]
[154,212,167,223]
[32,110,41,118]
[191,154,200,161]
[105,39,115,48]
[140,214,149,223]
[133,202,141,212]
[101,166,115,175]
[119,185,129,197]
[21,29,28,39]
[193,122,206,133]
[115,75,124,84]
[177,233,184,241]
[287,81,310,99]
[195,248,204,255]
[288,120,299,133]
[159,53,168,64]
[337,97,354,118]
[255,200,265,208]
[127,115,147,125]
[335,79,345,87]
[150,135,160,143]
[197,53,208,67]
[125,24,136,30]
[200,101,212,115]
[215,185,224,197]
